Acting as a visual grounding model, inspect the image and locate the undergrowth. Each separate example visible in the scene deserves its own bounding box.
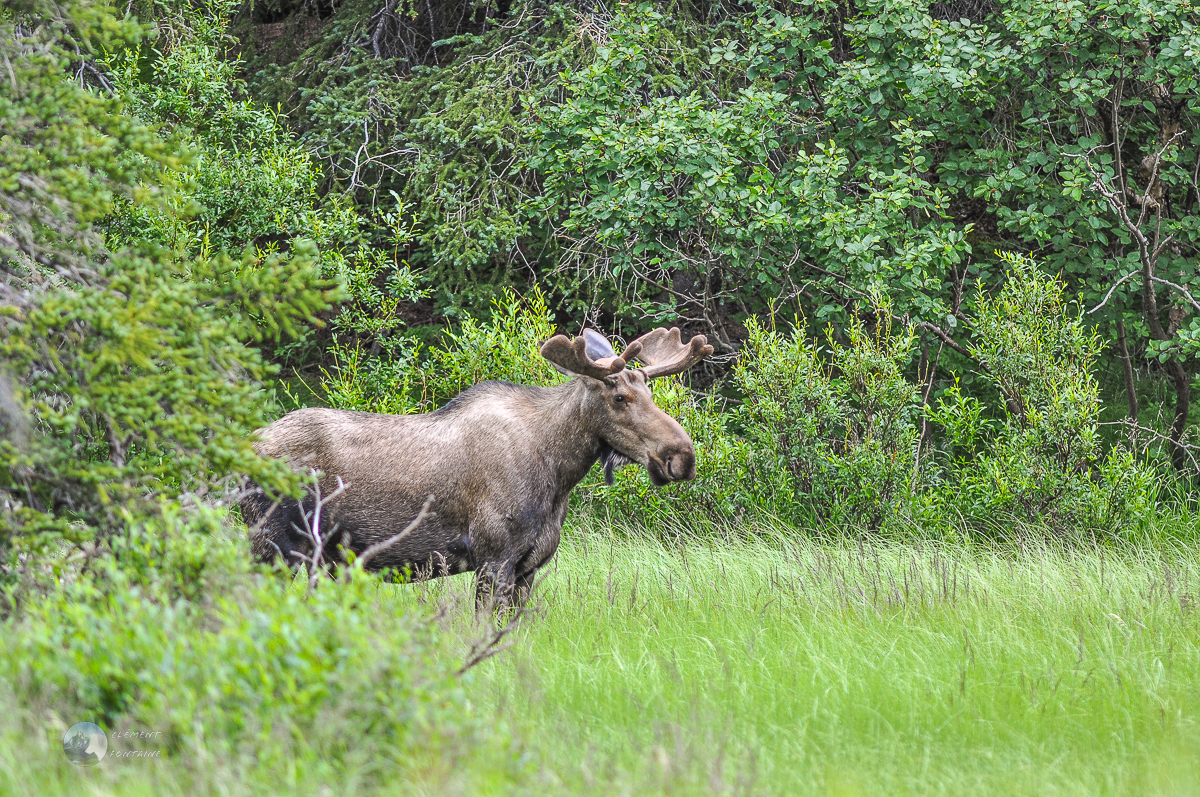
[2,516,1198,795]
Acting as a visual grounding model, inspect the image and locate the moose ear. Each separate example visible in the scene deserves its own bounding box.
[581,328,618,362]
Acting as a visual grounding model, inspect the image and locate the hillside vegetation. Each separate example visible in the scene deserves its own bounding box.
[1,0,1199,794]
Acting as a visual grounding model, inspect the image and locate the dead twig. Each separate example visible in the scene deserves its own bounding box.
[458,573,547,675]
[1098,419,1200,474]
[287,472,349,594]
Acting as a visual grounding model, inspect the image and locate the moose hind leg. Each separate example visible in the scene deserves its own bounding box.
[246,494,299,567]
[248,495,322,574]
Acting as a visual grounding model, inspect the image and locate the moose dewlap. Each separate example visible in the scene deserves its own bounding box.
[241,327,713,610]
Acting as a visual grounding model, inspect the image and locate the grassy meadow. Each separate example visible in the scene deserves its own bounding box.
[3,519,1198,796]
[464,522,1200,795]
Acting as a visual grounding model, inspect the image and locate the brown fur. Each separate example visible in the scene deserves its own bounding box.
[242,368,697,610]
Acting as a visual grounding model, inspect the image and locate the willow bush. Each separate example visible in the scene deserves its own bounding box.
[923,254,1159,532]
[351,266,1153,535]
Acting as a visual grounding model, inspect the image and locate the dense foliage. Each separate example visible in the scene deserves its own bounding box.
[0,0,339,603]
[234,0,1200,472]
[2,0,1195,591]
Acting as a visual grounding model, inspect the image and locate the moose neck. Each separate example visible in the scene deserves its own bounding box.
[528,378,607,493]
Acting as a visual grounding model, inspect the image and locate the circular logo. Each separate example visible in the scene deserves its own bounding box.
[63,722,107,766]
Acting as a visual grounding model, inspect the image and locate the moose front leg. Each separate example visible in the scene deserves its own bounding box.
[511,570,538,609]
[475,551,557,614]
[473,561,549,618]
[470,505,561,614]
[473,559,518,615]
[510,525,562,609]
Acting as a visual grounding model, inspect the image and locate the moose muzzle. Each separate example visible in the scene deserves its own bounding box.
[647,443,697,486]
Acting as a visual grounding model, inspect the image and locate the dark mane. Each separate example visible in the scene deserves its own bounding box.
[431,379,562,418]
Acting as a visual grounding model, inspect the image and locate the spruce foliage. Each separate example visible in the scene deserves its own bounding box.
[0,0,336,600]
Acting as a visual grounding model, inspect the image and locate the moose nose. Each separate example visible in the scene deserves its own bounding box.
[665,448,697,481]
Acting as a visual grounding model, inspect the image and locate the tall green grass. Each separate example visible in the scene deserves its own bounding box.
[2,520,1198,796]
[460,521,1200,795]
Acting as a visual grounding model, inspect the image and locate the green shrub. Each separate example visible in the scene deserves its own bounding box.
[0,510,479,782]
[582,312,921,530]
[584,263,1154,536]
[735,314,922,529]
[318,340,424,415]
[320,288,564,414]
[418,288,564,405]
[926,255,1158,532]
[0,0,335,607]
[103,1,426,368]
[104,0,322,258]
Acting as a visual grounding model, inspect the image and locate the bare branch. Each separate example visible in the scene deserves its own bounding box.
[286,473,349,593]
[458,573,546,675]
[912,321,973,359]
[1099,419,1200,474]
[1087,269,1139,314]
[1151,275,1200,315]
[1152,232,1177,259]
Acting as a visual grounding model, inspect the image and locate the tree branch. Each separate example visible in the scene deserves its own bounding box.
[1087,269,1139,314]
[912,321,972,359]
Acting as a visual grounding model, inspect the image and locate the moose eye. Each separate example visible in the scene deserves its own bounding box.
[614,394,627,404]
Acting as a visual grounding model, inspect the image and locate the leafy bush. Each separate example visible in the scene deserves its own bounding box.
[580,262,1155,535]
[0,510,484,785]
[0,0,335,605]
[926,255,1158,532]
[103,0,325,257]
[417,288,564,404]
[320,288,564,414]
[104,1,425,366]
[735,314,923,528]
[529,3,970,347]
[581,312,920,530]
[241,0,588,316]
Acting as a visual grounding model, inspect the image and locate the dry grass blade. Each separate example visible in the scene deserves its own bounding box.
[458,572,548,675]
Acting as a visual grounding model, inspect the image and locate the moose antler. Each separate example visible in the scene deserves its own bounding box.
[540,328,642,380]
[628,327,713,379]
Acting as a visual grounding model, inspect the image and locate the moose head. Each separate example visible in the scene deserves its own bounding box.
[540,327,714,486]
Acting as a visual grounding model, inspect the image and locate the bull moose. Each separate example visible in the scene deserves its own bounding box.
[241,327,712,609]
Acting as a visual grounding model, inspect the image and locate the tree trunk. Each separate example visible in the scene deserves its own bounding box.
[1116,319,1138,444]
[1141,269,1190,472]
